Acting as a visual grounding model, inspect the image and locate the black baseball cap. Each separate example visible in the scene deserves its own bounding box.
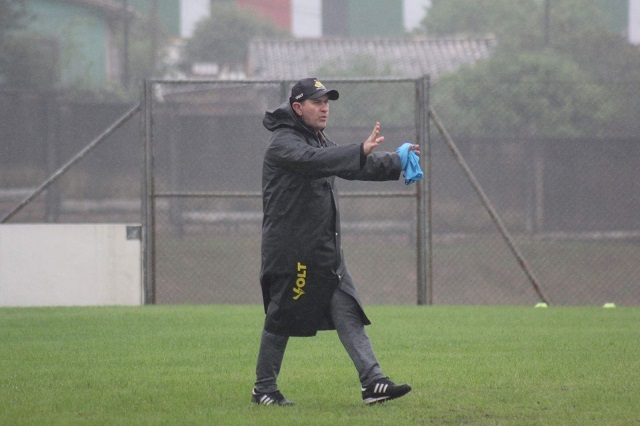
[289,78,339,104]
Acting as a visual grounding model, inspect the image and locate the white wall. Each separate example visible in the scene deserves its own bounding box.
[404,0,430,32]
[0,224,142,307]
[181,0,211,38]
[292,0,321,37]
[630,0,640,44]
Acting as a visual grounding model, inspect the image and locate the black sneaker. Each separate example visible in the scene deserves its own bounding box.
[361,377,412,404]
[251,388,295,406]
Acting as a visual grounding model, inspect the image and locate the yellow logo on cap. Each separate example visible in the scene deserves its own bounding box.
[314,80,325,90]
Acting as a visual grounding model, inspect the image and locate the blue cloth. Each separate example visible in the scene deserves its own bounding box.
[396,142,424,185]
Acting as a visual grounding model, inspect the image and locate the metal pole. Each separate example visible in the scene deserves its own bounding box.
[142,80,156,304]
[123,0,130,88]
[280,80,288,102]
[544,0,550,47]
[149,0,158,75]
[1,103,141,223]
[424,76,433,305]
[44,93,60,222]
[415,76,430,305]
[429,107,550,305]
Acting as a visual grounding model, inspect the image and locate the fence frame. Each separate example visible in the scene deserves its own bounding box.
[141,77,431,305]
[2,79,636,305]
[0,103,141,224]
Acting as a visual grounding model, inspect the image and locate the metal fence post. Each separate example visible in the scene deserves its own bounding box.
[1,102,141,224]
[142,80,156,304]
[45,93,60,222]
[416,75,432,305]
[424,75,433,305]
[280,80,288,103]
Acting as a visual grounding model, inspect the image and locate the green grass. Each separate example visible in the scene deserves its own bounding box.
[1,306,639,425]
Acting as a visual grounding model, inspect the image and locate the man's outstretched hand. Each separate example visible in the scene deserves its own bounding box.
[363,122,384,155]
[363,122,420,156]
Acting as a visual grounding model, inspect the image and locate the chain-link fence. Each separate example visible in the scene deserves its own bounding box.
[144,79,426,305]
[2,78,639,306]
[429,79,640,306]
[0,90,141,224]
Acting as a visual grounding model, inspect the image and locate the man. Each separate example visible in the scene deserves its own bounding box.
[252,78,419,406]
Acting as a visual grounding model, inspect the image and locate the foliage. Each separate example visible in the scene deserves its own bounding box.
[181,3,289,71]
[421,0,612,44]
[421,0,640,138]
[420,0,538,43]
[543,0,613,44]
[122,14,170,91]
[432,50,618,138]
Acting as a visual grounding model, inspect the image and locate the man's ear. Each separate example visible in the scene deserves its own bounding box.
[291,101,303,116]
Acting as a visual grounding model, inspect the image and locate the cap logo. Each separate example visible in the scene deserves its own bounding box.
[290,78,337,104]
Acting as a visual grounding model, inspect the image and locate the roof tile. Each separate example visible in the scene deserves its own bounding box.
[248,36,496,80]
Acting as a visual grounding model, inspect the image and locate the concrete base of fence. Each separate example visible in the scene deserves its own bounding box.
[0,224,142,307]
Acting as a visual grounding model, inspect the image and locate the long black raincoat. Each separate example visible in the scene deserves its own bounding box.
[260,101,403,337]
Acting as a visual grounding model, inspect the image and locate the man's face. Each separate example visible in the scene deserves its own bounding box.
[292,95,330,132]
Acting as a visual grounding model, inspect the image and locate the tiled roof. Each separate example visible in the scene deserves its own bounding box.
[248,36,497,80]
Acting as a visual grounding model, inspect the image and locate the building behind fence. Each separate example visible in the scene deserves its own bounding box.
[1,78,639,306]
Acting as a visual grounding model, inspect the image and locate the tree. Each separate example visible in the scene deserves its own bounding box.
[181,4,289,73]
[421,0,637,78]
[432,50,618,138]
[421,0,640,137]
[420,0,539,46]
[120,11,170,92]
[420,0,612,49]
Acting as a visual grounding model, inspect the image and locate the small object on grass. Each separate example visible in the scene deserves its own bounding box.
[535,302,548,308]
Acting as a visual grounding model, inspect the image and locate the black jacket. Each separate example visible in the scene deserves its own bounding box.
[260,101,402,336]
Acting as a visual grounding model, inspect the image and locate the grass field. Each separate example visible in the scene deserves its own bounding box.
[1,305,639,425]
